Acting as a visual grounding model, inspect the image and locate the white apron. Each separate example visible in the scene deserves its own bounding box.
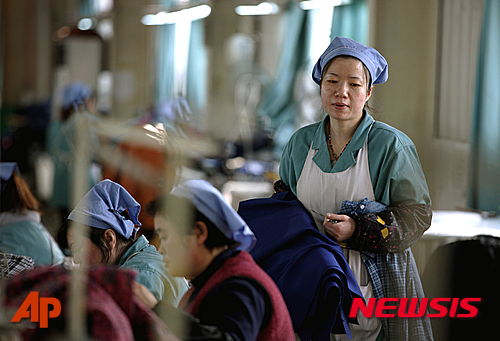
[296,128,382,341]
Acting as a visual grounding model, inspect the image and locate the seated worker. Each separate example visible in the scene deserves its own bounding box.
[1,162,65,266]
[146,179,295,341]
[57,179,188,308]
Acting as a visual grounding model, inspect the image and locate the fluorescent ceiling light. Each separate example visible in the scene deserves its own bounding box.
[299,0,343,10]
[141,4,211,25]
[235,2,280,16]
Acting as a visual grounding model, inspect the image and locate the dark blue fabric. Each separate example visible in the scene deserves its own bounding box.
[238,191,363,341]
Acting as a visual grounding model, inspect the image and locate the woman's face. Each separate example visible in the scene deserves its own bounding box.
[67,227,103,266]
[320,57,372,123]
[154,214,196,278]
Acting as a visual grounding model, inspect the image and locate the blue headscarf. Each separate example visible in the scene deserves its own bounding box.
[312,37,388,87]
[1,162,20,192]
[171,179,257,252]
[68,179,141,239]
[62,82,93,111]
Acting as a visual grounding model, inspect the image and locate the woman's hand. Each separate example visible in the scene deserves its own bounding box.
[323,213,356,242]
[133,281,158,309]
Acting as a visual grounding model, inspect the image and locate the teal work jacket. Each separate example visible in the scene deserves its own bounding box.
[118,235,188,306]
[0,220,65,266]
[279,112,431,207]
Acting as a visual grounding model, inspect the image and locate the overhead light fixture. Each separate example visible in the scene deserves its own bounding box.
[235,2,280,16]
[77,17,96,30]
[299,0,345,10]
[141,4,211,25]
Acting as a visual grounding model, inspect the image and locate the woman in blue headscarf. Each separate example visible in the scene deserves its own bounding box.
[278,37,434,340]
[57,179,188,308]
[147,179,295,341]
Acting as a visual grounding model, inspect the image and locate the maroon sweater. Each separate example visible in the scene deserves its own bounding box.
[179,251,295,341]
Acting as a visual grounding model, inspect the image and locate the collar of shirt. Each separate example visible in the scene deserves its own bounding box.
[0,210,41,227]
[118,235,149,265]
[311,111,375,172]
[190,249,239,295]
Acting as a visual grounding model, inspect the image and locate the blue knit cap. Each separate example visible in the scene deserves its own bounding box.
[68,179,141,239]
[312,37,388,86]
[171,179,257,252]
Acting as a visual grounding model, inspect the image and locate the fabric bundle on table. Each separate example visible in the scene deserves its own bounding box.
[238,191,363,341]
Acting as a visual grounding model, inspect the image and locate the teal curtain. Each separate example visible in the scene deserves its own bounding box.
[156,18,176,101]
[186,19,208,114]
[468,0,500,213]
[78,0,94,17]
[330,0,369,44]
[256,2,311,157]
[156,0,207,118]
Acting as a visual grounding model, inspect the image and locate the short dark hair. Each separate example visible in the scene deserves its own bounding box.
[146,195,240,250]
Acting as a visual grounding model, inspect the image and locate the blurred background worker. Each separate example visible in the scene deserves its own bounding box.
[0,162,65,266]
[46,82,102,225]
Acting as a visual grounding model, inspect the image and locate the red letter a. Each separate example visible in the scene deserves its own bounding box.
[11,292,39,323]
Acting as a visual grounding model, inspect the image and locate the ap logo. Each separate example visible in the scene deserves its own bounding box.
[10,291,61,328]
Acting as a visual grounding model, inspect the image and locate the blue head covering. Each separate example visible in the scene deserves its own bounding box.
[170,179,257,252]
[1,162,20,192]
[68,179,141,239]
[62,82,93,111]
[312,37,388,87]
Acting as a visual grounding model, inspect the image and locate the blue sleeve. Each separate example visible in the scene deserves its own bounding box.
[197,277,271,341]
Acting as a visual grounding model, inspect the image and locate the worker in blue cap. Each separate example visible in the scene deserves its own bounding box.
[146,179,295,341]
[278,37,433,340]
[57,179,188,308]
[1,162,65,266]
[46,81,100,226]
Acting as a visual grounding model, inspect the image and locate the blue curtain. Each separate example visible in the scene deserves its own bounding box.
[468,0,500,213]
[256,2,311,157]
[330,0,368,44]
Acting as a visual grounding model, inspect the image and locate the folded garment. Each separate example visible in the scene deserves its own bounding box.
[238,191,363,341]
[0,252,35,278]
[338,198,386,216]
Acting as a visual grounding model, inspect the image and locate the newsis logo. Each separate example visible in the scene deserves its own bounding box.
[350,297,481,318]
[10,292,61,328]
